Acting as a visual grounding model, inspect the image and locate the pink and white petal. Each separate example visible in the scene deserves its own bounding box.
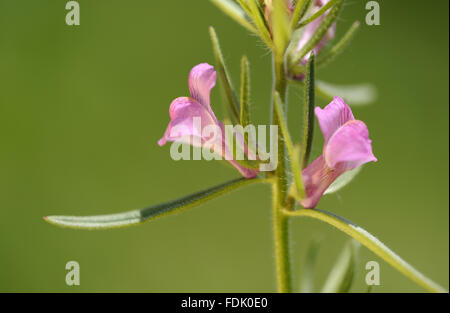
[300,155,344,209]
[315,97,355,142]
[324,120,377,170]
[158,97,218,147]
[188,63,217,114]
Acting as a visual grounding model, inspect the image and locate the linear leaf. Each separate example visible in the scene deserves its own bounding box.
[301,53,315,169]
[245,0,273,47]
[45,177,265,230]
[321,239,360,293]
[297,0,339,28]
[273,92,306,200]
[210,0,258,33]
[299,238,321,293]
[240,55,250,128]
[209,27,240,122]
[290,0,312,30]
[316,21,360,68]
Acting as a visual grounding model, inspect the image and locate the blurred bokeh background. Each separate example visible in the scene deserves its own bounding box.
[0,0,448,292]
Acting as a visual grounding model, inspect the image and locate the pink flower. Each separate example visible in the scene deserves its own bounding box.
[294,0,336,79]
[300,97,377,208]
[158,63,258,178]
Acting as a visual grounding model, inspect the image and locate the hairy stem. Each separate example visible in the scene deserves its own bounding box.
[271,54,292,293]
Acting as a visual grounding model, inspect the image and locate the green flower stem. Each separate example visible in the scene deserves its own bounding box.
[283,208,448,293]
[271,54,292,293]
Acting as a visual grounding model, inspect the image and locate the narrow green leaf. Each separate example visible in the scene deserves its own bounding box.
[209,27,240,122]
[273,92,306,200]
[210,0,258,33]
[316,21,361,68]
[289,0,343,68]
[272,0,291,56]
[44,177,265,230]
[235,0,252,14]
[290,0,312,30]
[283,208,448,293]
[240,55,250,128]
[245,0,273,47]
[297,0,339,28]
[301,53,315,169]
[316,80,377,106]
[299,238,321,293]
[321,239,360,293]
[324,166,362,195]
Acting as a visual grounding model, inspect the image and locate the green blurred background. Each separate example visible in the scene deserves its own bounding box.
[0,0,448,292]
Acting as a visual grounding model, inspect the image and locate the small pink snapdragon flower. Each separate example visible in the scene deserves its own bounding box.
[301,97,377,208]
[158,63,258,178]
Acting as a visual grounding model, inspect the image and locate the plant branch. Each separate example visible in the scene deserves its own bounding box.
[283,207,448,293]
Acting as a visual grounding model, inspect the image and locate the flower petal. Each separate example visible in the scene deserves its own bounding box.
[315,96,355,142]
[158,96,259,178]
[324,120,377,170]
[158,97,218,147]
[188,63,217,114]
[301,155,344,209]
